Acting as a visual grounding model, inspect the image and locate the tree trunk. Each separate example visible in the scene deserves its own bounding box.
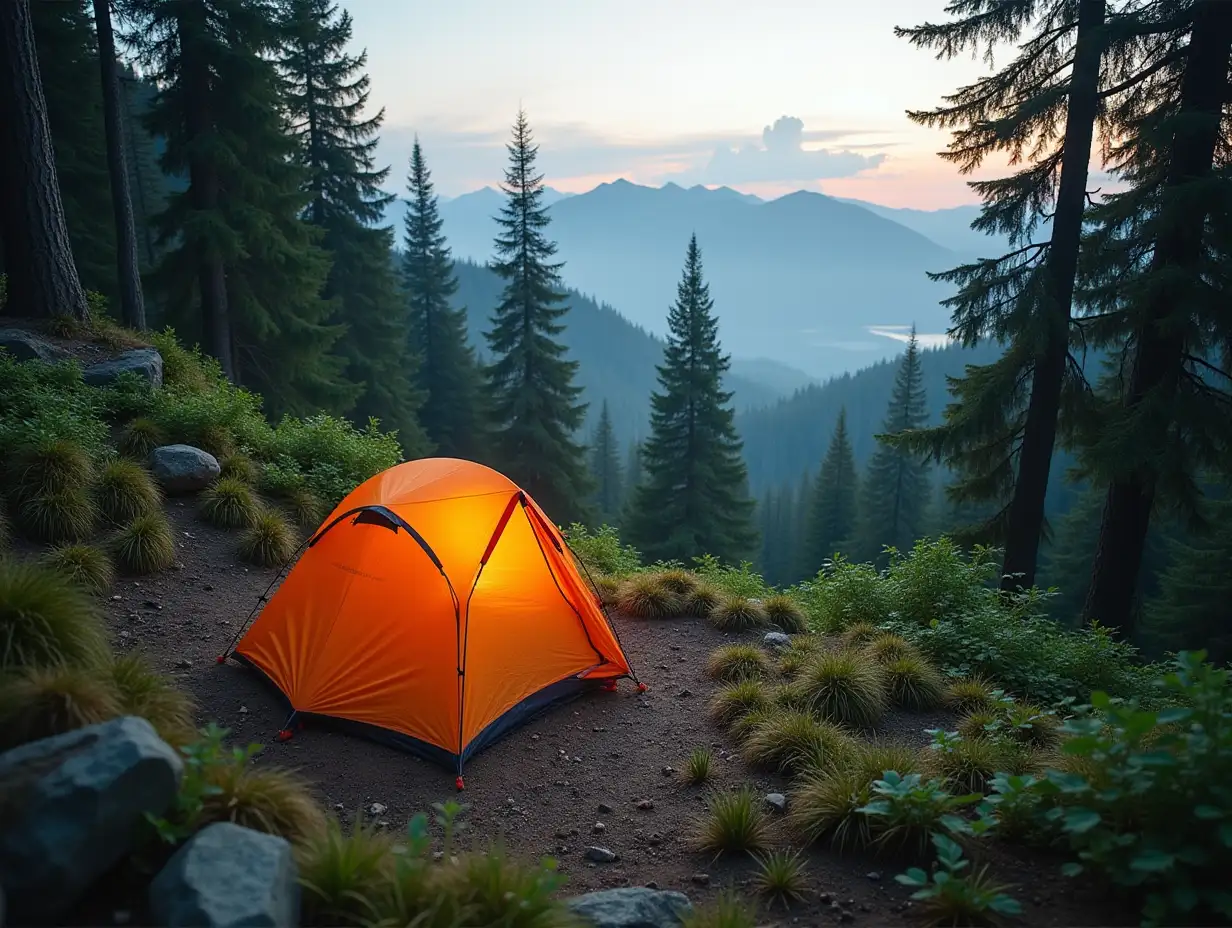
[178,1,235,378]
[999,0,1106,593]
[0,0,89,320]
[92,0,146,330]
[1083,0,1232,634]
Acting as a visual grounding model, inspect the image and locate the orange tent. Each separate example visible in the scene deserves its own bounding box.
[226,458,637,784]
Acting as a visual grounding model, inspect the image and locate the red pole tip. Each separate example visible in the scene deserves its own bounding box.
[455,776,465,791]
[277,729,293,742]
[602,680,618,692]
[636,682,649,693]
[215,655,227,664]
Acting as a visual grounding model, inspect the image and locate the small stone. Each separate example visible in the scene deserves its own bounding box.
[149,444,221,494]
[676,689,693,698]
[583,846,618,863]
[367,802,387,816]
[636,799,654,810]
[839,911,854,923]
[644,881,659,890]
[592,822,607,834]
[174,658,192,670]
[690,873,710,886]
[866,871,881,881]
[648,833,663,846]
[763,631,791,648]
[567,887,692,927]
[819,892,833,905]
[661,766,675,776]
[333,803,344,811]
[764,793,787,812]
[598,802,614,814]
[532,733,540,741]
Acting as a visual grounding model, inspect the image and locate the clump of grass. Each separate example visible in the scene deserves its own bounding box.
[0,504,9,550]
[96,458,162,524]
[652,568,698,596]
[753,849,808,908]
[200,477,261,530]
[17,487,99,544]
[218,452,258,485]
[616,573,682,619]
[706,643,770,683]
[682,747,715,785]
[110,511,176,574]
[791,650,887,729]
[863,632,916,665]
[957,709,1000,741]
[0,665,122,750]
[742,709,853,775]
[693,786,768,855]
[946,676,998,714]
[682,890,757,928]
[195,423,236,459]
[7,437,92,504]
[592,575,621,607]
[1000,703,1062,749]
[884,654,947,710]
[839,621,882,650]
[283,486,326,531]
[201,763,327,846]
[238,509,298,567]
[709,595,767,632]
[729,706,775,745]
[763,594,807,633]
[923,735,1009,794]
[119,417,165,459]
[778,635,821,678]
[709,679,771,730]
[298,815,395,927]
[682,580,723,618]
[41,543,114,595]
[108,652,196,746]
[0,558,110,672]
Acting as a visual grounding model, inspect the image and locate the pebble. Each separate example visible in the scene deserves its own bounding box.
[645,881,659,890]
[661,766,675,776]
[636,799,654,810]
[866,871,881,881]
[592,822,606,834]
[598,802,614,814]
[648,833,662,845]
[583,846,618,863]
[764,793,787,812]
[174,658,192,669]
[690,873,710,886]
[676,689,694,698]
[367,802,387,816]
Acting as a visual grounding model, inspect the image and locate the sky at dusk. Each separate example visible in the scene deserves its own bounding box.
[342,0,1019,210]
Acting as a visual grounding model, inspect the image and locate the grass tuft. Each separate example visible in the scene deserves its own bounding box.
[923,735,1011,794]
[945,676,999,714]
[884,653,947,710]
[693,786,769,855]
[108,652,196,746]
[616,573,682,619]
[0,504,9,550]
[0,558,110,672]
[709,595,767,633]
[110,511,177,575]
[200,477,261,530]
[863,632,917,665]
[592,575,621,607]
[682,580,723,618]
[763,594,808,633]
[706,643,770,683]
[284,486,326,531]
[8,437,92,503]
[201,762,327,846]
[297,815,395,927]
[709,679,771,730]
[791,650,887,728]
[652,568,698,596]
[119,417,165,460]
[957,709,1000,741]
[96,458,162,524]
[682,890,757,928]
[218,452,258,485]
[17,487,98,544]
[838,621,883,650]
[238,509,299,568]
[41,543,114,595]
[0,664,122,750]
[682,746,716,786]
[1000,703,1062,749]
[753,848,808,908]
[742,708,854,775]
[729,707,775,745]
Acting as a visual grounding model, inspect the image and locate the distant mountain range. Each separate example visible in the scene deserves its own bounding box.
[382,180,1017,380]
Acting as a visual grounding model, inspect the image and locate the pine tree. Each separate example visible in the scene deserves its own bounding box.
[0,0,89,319]
[896,0,1111,591]
[485,109,591,520]
[279,0,424,448]
[802,408,859,575]
[627,235,757,564]
[589,400,624,526]
[856,330,931,564]
[132,0,351,413]
[403,139,483,458]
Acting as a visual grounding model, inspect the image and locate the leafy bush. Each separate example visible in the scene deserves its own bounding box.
[683,747,715,785]
[884,654,947,710]
[742,709,853,775]
[979,772,1047,842]
[108,652,196,746]
[0,503,9,550]
[789,650,887,729]
[859,771,980,856]
[791,557,888,632]
[0,664,122,750]
[0,558,110,672]
[42,543,114,595]
[753,848,807,907]
[706,644,770,683]
[1039,653,1232,926]
[147,328,218,393]
[616,573,682,619]
[709,679,771,730]
[95,457,161,524]
[119,417,165,459]
[763,594,807,633]
[200,477,261,530]
[563,523,642,577]
[0,356,108,455]
[709,595,767,632]
[97,370,156,423]
[110,511,176,574]
[264,414,401,507]
[693,786,768,855]
[883,538,996,626]
[896,833,1022,927]
[691,554,770,599]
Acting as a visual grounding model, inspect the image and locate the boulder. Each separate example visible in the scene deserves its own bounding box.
[0,328,69,363]
[763,631,791,649]
[148,822,299,928]
[150,444,221,494]
[83,348,164,388]
[568,887,693,928]
[0,716,183,924]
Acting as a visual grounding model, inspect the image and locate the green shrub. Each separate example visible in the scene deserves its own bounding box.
[883,538,995,626]
[693,786,768,855]
[980,772,1048,842]
[858,770,981,856]
[706,644,770,683]
[147,328,218,393]
[150,377,271,460]
[709,679,771,729]
[997,702,1062,749]
[753,848,807,907]
[97,370,155,422]
[957,709,1001,741]
[616,573,682,619]
[119,417,165,459]
[200,477,261,530]
[0,355,108,455]
[683,747,715,786]
[0,558,110,672]
[742,709,853,775]
[1038,653,1232,926]
[265,414,401,507]
[562,523,643,577]
[763,594,807,633]
[884,653,947,710]
[691,554,770,599]
[791,556,888,632]
[0,664,122,750]
[709,595,767,632]
[298,815,394,927]
[108,652,196,746]
[96,457,162,524]
[42,544,114,595]
[110,511,176,574]
[238,510,298,568]
[777,635,821,678]
[895,833,1022,927]
[729,707,775,745]
[790,650,887,728]
[219,452,258,485]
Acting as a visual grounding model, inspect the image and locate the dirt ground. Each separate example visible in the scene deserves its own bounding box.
[86,499,1128,927]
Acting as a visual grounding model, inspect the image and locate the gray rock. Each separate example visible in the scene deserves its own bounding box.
[568,887,694,928]
[764,792,787,812]
[0,328,69,363]
[0,716,183,923]
[150,444,221,494]
[583,845,619,863]
[149,822,299,928]
[83,348,164,388]
[763,632,791,648]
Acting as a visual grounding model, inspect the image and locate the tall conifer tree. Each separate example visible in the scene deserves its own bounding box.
[589,400,624,525]
[802,409,859,574]
[626,236,757,564]
[486,109,590,520]
[403,139,483,458]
